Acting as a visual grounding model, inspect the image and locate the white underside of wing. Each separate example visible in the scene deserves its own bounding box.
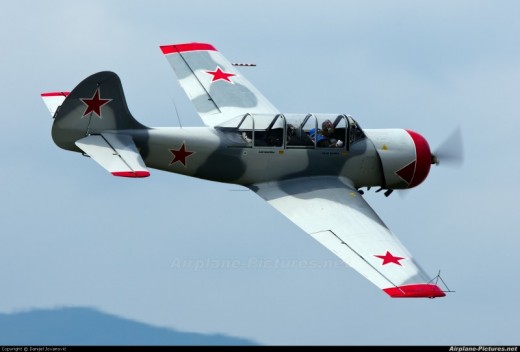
[251,176,433,291]
[75,133,150,178]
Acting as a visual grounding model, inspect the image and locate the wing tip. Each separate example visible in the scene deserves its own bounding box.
[383,284,446,298]
[160,42,217,55]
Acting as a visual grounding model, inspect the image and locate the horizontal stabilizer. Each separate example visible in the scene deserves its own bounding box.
[41,92,70,117]
[75,133,150,178]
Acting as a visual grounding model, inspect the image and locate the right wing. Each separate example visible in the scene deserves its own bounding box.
[251,176,446,298]
[160,42,279,126]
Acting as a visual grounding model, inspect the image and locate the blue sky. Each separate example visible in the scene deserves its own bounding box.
[1,0,519,345]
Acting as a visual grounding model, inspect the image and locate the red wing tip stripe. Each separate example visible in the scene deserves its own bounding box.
[41,92,70,97]
[383,284,446,298]
[160,43,217,55]
[111,171,150,178]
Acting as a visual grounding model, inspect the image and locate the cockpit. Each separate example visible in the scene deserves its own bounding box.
[215,113,365,150]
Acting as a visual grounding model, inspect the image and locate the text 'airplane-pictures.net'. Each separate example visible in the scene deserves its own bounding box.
[41,42,461,298]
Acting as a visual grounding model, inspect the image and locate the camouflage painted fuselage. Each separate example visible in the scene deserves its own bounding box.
[124,127,383,187]
[50,71,431,192]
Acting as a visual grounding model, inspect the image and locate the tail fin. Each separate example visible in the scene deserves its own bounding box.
[51,71,147,152]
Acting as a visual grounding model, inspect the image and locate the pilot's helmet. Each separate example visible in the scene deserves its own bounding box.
[322,120,334,134]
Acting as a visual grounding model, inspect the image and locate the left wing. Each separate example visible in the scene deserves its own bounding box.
[160,42,279,126]
[250,176,445,298]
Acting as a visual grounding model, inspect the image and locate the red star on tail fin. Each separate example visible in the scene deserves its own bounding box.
[80,88,112,118]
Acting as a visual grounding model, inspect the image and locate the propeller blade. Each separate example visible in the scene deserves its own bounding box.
[433,126,464,167]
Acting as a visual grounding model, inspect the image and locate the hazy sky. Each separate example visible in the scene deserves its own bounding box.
[1,0,519,345]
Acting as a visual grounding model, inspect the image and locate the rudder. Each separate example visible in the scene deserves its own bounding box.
[52,71,147,152]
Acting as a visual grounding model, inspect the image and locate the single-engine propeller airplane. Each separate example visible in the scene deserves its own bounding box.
[42,42,459,298]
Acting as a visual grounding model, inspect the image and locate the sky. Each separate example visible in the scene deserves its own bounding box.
[1,0,520,346]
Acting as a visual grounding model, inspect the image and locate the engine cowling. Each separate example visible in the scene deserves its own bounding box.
[364,129,432,190]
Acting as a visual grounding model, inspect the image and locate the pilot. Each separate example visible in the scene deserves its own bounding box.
[310,120,344,147]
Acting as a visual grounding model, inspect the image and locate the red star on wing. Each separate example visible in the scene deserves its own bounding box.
[374,251,405,266]
[80,88,112,118]
[206,66,236,83]
[169,142,195,167]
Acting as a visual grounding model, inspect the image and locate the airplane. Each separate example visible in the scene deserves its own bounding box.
[41,42,459,298]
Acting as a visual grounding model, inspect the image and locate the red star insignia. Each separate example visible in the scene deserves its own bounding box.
[374,251,405,266]
[169,142,195,167]
[206,66,236,83]
[80,88,112,118]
